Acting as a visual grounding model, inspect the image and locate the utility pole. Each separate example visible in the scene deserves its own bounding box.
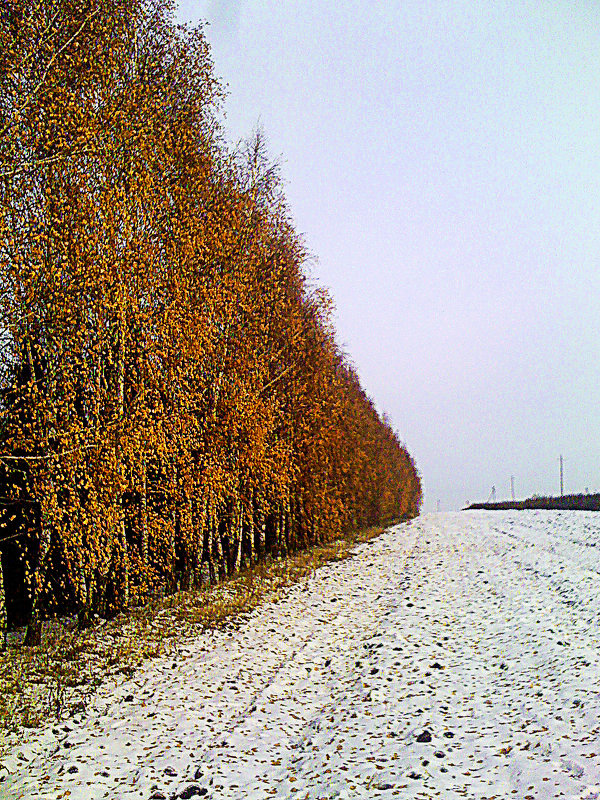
[436,499,441,513]
[559,454,564,496]
[510,475,515,501]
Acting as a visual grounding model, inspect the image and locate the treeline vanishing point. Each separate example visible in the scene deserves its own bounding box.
[0,0,421,648]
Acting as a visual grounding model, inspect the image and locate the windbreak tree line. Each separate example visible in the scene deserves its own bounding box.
[466,494,600,512]
[0,0,421,647]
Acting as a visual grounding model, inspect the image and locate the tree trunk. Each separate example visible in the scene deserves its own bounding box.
[243,508,253,568]
[77,568,93,630]
[277,505,286,558]
[24,520,51,646]
[190,496,200,587]
[119,516,129,607]
[181,494,194,589]
[140,454,148,566]
[116,308,129,608]
[213,509,226,580]
[203,500,215,584]
[0,550,7,651]
[255,508,265,562]
[167,505,178,594]
[233,501,243,573]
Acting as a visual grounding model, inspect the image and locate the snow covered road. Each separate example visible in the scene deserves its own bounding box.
[3,511,600,799]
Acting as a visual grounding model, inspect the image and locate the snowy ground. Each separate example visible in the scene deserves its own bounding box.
[2,510,600,800]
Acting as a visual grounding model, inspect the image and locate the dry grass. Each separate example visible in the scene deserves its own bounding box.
[0,523,388,751]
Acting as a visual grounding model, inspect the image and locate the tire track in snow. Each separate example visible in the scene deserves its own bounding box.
[1,523,420,799]
[3,511,600,799]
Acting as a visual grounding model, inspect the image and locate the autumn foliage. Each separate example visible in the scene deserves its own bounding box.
[0,0,421,646]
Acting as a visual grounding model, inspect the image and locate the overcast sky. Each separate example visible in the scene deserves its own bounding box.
[176,0,600,512]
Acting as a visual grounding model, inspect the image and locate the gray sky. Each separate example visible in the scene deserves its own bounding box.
[177,0,600,511]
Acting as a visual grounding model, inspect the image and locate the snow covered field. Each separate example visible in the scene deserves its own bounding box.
[2,510,600,800]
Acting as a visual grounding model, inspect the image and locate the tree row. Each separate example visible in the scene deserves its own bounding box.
[0,0,421,646]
